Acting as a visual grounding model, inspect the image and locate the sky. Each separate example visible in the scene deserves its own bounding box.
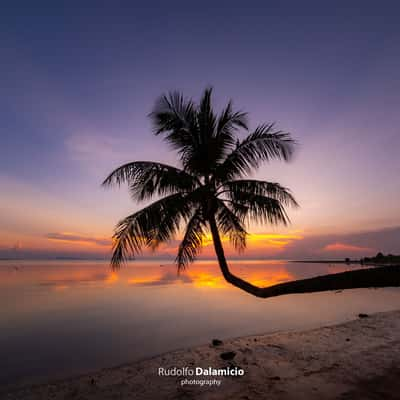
[1,1,400,260]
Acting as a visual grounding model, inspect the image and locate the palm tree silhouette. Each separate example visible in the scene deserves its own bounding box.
[103,88,399,297]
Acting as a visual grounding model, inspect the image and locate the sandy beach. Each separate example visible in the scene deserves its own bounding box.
[3,310,400,400]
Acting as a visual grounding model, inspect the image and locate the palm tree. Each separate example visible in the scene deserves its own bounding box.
[103,88,399,297]
[103,87,299,297]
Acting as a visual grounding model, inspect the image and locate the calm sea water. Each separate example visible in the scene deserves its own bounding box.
[1,259,400,387]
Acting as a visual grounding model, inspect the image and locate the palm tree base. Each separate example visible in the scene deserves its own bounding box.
[221,264,400,298]
[209,215,400,298]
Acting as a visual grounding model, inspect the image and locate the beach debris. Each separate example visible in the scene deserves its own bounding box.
[239,347,252,355]
[212,339,223,346]
[270,376,281,381]
[358,313,369,318]
[267,343,285,350]
[346,338,350,342]
[220,351,236,360]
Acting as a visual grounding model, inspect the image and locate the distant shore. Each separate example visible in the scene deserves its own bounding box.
[293,253,400,267]
[293,259,398,266]
[292,259,362,264]
[4,310,400,400]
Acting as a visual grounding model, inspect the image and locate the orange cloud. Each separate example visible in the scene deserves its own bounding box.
[156,231,306,260]
[46,232,111,247]
[323,242,373,253]
[247,232,304,250]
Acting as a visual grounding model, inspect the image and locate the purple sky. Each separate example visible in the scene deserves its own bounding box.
[1,2,399,259]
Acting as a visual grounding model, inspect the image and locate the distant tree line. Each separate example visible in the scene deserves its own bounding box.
[359,252,400,265]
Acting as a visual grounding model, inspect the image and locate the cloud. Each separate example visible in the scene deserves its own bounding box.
[159,231,305,259]
[46,232,111,247]
[66,134,132,164]
[283,226,400,259]
[323,242,373,253]
[2,226,398,261]
[64,132,167,175]
[247,232,304,250]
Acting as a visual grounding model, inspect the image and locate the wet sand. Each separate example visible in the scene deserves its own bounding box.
[3,310,400,399]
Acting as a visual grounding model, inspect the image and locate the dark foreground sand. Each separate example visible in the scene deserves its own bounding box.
[3,310,400,400]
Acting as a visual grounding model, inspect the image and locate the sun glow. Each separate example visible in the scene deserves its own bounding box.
[247,232,304,249]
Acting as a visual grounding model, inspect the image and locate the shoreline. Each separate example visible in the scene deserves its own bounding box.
[293,260,399,267]
[3,310,400,400]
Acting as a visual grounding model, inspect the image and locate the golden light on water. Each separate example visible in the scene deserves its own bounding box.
[124,262,295,289]
[188,271,226,288]
[106,271,119,284]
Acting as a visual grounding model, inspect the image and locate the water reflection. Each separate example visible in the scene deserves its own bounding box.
[128,271,192,286]
[1,260,399,388]
[1,259,349,291]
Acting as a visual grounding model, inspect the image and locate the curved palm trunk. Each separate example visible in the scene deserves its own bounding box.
[208,216,400,298]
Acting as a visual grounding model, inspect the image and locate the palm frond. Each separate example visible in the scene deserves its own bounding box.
[175,88,218,174]
[111,193,194,269]
[102,161,198,201]
[213,101,248,164]
[216,200,248,252]
[176,208,206,271]
[215,123,295,182]
[149,91,196,135]
[223,179,299,208]
[216,101,248,135]
[228,193,290,226]
[149,91,199,167]
[198,87,216,141]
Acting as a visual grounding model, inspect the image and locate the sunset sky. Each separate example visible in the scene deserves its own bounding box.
[1,2,400,260]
